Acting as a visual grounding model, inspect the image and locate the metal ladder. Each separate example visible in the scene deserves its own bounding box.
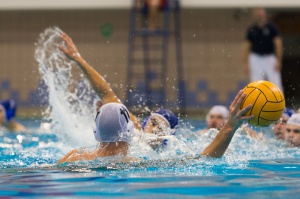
[126,0,185,113]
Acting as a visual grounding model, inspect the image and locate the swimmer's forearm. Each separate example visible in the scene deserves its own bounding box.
[74,59,140,130]
[57,149,79,164]
[75,57,121,103]
[75,57,142,130]
[200,124,237,158]
[57,149,95,164]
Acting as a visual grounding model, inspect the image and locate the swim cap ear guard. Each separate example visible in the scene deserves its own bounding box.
[93,103,134,143]
[0,99,17,122]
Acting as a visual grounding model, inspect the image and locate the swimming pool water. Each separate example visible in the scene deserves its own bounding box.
[1,119,300,198]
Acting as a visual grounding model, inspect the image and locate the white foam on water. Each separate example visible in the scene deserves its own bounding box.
[35,27,97,147]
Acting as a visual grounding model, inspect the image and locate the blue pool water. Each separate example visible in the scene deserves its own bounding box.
[1,119,300,198]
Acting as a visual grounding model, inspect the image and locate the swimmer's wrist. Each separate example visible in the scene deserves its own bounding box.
[222,122,238,133]
[74,55,88,67]
[73,53,83,63]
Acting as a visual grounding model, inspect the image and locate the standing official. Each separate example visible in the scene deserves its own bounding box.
[242,7,284,92]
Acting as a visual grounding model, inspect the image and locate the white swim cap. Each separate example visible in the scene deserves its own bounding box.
[287,113,300,127]
[206,105,229,122]
[94,103,134,143]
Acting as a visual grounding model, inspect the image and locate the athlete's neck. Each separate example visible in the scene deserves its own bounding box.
[97,142,128,157]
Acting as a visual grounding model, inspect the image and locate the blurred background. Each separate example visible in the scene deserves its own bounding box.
[1,0,300,118]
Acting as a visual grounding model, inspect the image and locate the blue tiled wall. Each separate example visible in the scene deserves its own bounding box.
[0,79,248,109]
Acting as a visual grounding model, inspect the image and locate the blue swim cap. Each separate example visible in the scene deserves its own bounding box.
[142,109,179,130]
[0,99,17,122]
[283,108,295,118]
[155,109,178,129]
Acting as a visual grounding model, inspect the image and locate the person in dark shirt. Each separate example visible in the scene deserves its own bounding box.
[242,7,283,92]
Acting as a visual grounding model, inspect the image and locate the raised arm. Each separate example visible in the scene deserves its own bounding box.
[58,32,141,130]
[200,90,254,158]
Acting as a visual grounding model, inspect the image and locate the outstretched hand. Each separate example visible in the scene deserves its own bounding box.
[58,32,81,61]
[226,90,254,130]
[200,90,254,158]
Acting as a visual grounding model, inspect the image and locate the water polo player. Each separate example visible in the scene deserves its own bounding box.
[58,32,178,149]
[285,113,300,147]
[0,99,25,132]
[196,105,229,135]
[58,103,135,164]
[273,108,294,140]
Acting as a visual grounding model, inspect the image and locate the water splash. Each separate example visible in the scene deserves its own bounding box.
[35,27,98,147]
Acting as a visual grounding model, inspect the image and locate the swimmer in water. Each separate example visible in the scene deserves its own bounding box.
[272,108,294,140]
[58,32,178,149]
[196,105,229,135]
[284,113,300,147]
[0,99,25,132]
[58,90,254,164]
[58,103,134,164]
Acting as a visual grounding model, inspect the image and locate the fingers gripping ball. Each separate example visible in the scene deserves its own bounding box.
[240,80,285,126]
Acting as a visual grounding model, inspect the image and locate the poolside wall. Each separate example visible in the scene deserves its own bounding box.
[0,8,299,117]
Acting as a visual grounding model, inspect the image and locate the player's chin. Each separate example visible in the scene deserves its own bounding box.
[286,140,300,147]
[209,123,218,129]
[275,133,284,140]
[292,141,300,147]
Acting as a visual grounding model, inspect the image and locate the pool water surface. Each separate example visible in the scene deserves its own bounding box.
[0,119,300,198]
